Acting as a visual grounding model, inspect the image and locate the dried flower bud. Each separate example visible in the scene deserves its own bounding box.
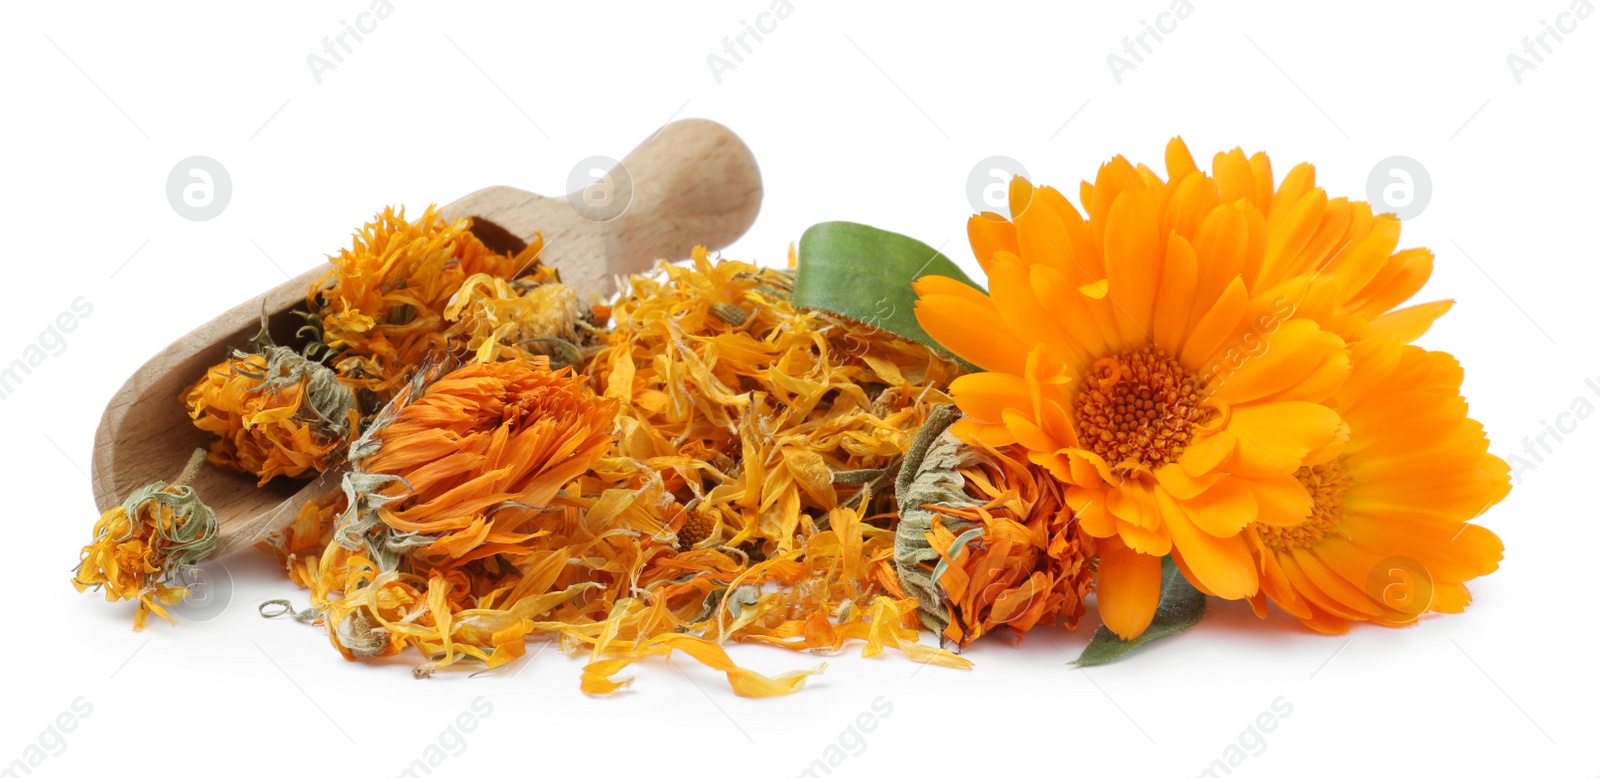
[896,408,1096,648]
[184,344,357,485]
[72,450,219,629]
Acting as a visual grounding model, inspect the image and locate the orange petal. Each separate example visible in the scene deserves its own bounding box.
[1095,543,1163,640]
[950,372,1032,425]
[913,293,1028,374]
[1159,489,1258,599]
[915,274,994,308]
[1179,276,1248,371]
[1208,319,1349,405]
[950,417,1017,447]
[1102,190,1161,345]
[989,256,1086,365]
[1224,401,1348,478]
[1366,299,1453,344]
[1152,235,1199,356]
[1108,483,1163,532]
[1165,137,1198,180]
[1174,476,1258,538]
[967,212,1018,272]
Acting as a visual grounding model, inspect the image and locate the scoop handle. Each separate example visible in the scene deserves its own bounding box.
[605,118,764,271]
[444,118,763,298]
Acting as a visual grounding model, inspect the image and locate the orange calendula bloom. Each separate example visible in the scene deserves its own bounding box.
[917,161,1353,640]
[1162,138,1450,344]
[309,205,548,398]
[1234,338,1509,633]
[183,345,356,485]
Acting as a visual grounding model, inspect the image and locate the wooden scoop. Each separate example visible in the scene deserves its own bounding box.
[90,118,763,556]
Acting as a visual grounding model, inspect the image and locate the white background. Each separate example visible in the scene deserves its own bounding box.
[1,2,1595,776]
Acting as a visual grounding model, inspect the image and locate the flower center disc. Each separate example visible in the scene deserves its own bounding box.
[1073,347,1206,470]
[1257,461,1352,552]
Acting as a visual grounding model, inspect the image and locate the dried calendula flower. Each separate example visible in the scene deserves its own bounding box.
[442,274,595,366]
[73,450,218,629]
[676,510,715,551]
[258,359,630,674]
[338,357,620,575]
[183,327,357,486]
[307,205,549,398]
[896,408,1097,648]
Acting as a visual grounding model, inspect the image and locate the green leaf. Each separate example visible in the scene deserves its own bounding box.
[1073,557,1207,666]
[793,221,982,357]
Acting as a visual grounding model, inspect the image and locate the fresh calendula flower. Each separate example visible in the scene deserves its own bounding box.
[1161,138,1450,344]
[307,205,548,398]
[895,409,1097,648]
[1233,337,1509,633]
[183,336,356,486]
[73,450,218,629]
[917,168,1353,640]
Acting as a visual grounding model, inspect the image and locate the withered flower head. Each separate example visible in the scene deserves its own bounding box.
[73,450,218,629]
[184,338,356,486]
[442,274,592,366]
[340,358,619,572]
[309,205,547,397]
[896,409,1096,648]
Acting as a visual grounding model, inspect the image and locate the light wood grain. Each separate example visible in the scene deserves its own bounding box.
[90,119,763,556]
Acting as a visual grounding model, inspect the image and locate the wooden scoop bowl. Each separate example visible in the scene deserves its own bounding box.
[90,118,763,556]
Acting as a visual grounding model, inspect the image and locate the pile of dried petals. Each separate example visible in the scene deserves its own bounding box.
[261,248,972,691]
[76,137,1513,694]
[77,212,974,696]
